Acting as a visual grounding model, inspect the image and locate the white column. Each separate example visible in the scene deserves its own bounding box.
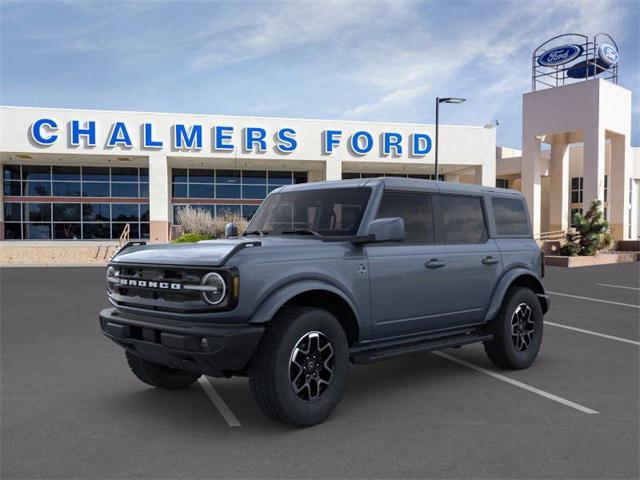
[582,126,606,211]
[324,159,342,181]
[474,162,496,187]
[609,134,631,240]
[522,135,543,236]
[549,135,570,232]
[148,153,170,243]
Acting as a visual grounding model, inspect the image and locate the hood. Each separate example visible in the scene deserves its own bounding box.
[111,236,324,267]
[112,239,252,267]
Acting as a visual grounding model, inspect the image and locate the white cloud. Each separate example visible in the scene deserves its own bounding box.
[189,1,411,71]
[342,85,429,117]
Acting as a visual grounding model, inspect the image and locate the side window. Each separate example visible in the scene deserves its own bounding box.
[492,197,530,235]
[375,191,434,243]
[440,195,487,244]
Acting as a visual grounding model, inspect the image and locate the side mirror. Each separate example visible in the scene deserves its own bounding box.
[224,222,238,238]
[365,217,405,243]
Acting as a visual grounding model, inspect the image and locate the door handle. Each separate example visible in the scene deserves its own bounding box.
[425,259,446,269]
[482,256,500,265]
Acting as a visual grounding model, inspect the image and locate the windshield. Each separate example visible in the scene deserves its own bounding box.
[245,187,372,237]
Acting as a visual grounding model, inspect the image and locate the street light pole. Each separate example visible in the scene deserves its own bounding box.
[435,97,440,181]
[434,96,466,180]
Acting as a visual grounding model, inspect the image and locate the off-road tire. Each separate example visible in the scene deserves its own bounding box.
[484,287,543,370]
[126,351,200,390]
[248,307,349,427]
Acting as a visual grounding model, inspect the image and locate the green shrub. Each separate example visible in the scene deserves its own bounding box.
[559,199,613,256]
[172,233,214,243]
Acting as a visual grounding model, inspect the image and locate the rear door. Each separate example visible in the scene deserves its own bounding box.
[366,190,451,339]
[438,194,502,326]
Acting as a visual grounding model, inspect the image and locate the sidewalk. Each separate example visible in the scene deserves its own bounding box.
[0,241,118,266]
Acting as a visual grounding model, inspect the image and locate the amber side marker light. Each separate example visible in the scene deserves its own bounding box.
[232,276,240,299]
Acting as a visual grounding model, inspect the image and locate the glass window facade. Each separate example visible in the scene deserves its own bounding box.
[3,165,149,199]
[172,168,307,220]
[570,177,583,203]
[496,178,509,189]
[3,201,149,240]
[3,164,149,240]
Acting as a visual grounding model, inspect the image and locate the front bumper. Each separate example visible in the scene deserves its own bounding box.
[99,308,264,377]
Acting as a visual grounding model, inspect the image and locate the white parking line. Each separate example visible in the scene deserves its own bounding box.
[434,352,599,415]
[198,376,242,427]
[596,283,640,291]
[545,321,640,346]
[547,291,640,309]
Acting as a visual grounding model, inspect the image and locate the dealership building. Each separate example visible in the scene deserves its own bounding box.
[0,107,496,243]
[0,34,638,244]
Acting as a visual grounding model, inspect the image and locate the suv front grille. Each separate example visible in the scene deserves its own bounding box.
[109,265,211,313]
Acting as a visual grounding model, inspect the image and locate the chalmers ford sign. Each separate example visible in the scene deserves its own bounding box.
[29,118,434,157]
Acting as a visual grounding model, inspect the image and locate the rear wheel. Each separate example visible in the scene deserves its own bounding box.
[484,287,543,369]
[248,307,349,427]
[126,351,200,390]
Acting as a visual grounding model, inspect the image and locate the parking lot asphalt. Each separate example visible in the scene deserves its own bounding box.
[1,263,639,479]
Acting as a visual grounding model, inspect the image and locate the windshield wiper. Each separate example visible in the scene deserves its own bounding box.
[243,230,269,236]
[280,228,322,237]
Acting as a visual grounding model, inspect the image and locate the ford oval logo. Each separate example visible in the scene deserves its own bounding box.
[538,44,583,67]
[598,44,618,66]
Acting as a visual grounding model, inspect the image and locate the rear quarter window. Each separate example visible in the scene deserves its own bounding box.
[492,197,530,236]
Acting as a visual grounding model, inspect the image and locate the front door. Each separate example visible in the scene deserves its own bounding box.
[366,190,452,339]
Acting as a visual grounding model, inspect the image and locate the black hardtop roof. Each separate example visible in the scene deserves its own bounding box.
[277,177,523,197]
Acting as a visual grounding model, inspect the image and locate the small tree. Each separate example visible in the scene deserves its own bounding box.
[560,199,613,256]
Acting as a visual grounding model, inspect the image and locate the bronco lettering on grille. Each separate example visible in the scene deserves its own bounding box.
[117,278,182,290]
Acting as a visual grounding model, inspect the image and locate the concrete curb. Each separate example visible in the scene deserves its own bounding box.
[545,252,639,267]
[0,263,107,268]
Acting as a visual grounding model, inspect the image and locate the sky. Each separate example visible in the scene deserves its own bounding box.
[1,0,638,148]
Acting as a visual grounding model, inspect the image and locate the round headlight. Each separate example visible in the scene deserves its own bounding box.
[106,266,118,294]
[201,272,227,305]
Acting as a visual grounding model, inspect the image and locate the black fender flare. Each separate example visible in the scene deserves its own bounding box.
[248,279,361,327]
[484,268,547,322]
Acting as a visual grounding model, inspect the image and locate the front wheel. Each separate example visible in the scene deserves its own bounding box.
[484,287,543,370]
[248,307,349,427]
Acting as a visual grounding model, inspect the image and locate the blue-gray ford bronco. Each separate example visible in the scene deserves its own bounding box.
[100,178,549,426]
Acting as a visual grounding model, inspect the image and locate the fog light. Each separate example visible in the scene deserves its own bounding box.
[200,338,209,350]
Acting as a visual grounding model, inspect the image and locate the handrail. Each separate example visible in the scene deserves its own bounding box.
[118,223,130,248]
[534,228,577,241]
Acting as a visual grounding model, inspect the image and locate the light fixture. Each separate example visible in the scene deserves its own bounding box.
[435,96,467,180]
[438,97,466,104]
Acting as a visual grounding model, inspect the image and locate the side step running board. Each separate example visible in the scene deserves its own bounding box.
[350,332,492,364]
